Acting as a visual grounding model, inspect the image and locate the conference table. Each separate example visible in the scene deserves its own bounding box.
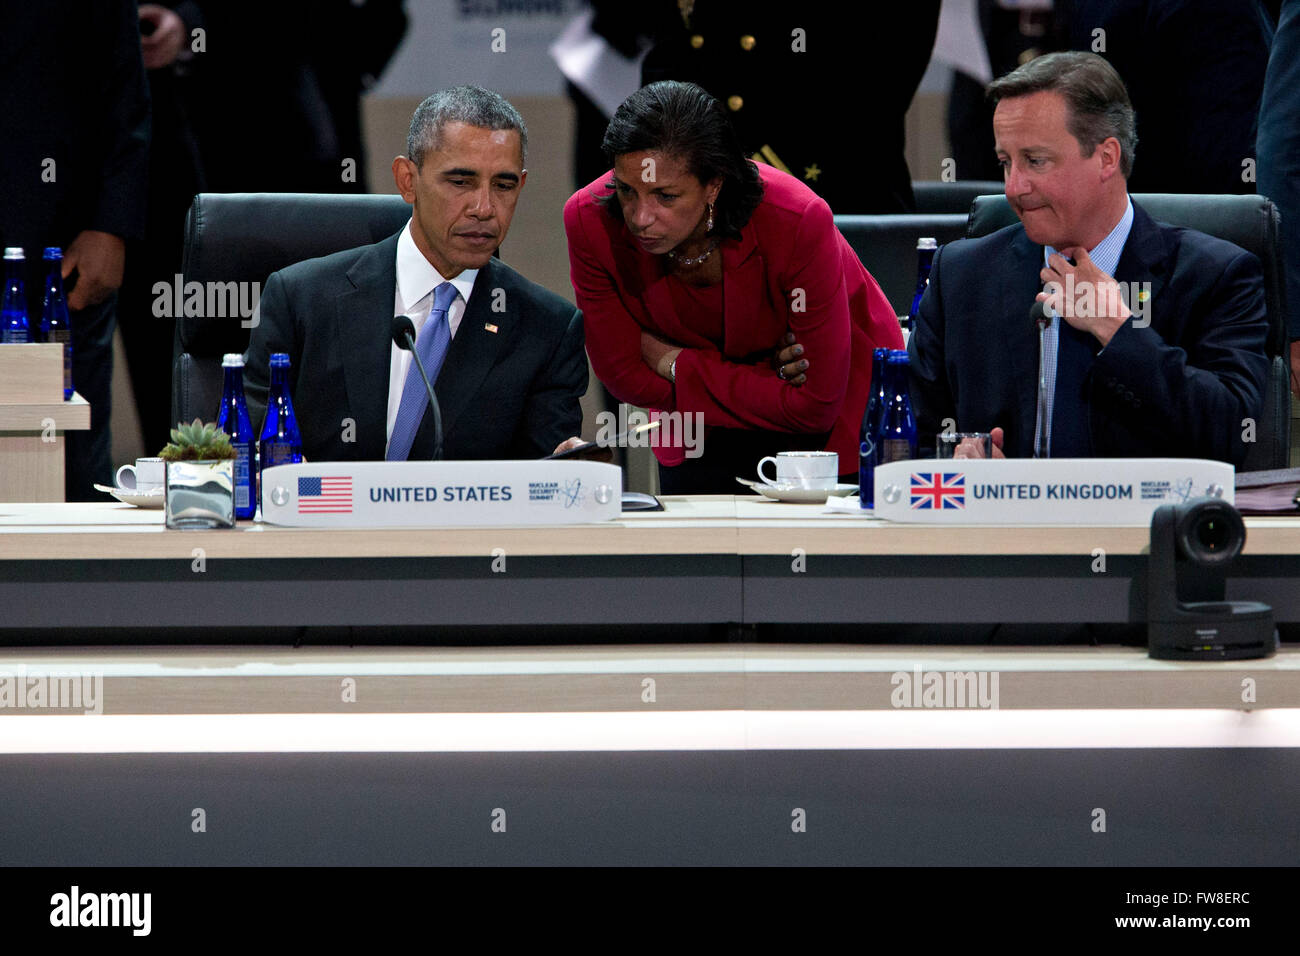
[1,497,1297,867]
[2,496,1300,633]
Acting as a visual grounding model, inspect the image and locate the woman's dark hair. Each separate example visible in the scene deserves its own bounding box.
[599,81,763,240]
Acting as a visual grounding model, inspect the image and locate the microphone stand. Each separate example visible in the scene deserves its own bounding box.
[1033,301,1051,459]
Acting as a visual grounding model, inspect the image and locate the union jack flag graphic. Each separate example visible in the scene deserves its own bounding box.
[910,472,965,510]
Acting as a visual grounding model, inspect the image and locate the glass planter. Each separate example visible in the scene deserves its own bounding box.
[165,460,235,529]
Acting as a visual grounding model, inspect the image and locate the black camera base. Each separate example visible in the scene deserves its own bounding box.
[1148,601,1278,660]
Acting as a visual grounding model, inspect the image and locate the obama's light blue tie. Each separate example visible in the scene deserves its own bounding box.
[387,281,457,460]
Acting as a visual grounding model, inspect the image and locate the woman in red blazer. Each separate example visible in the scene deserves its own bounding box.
[564,81,902,493]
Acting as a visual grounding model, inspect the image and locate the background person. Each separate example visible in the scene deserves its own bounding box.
[0,0,150,500]
[635,1,941,213]
[1257,0,1300,393]
[1066,0,1272,195]
[190,0,408,194]
[117,2,208,457]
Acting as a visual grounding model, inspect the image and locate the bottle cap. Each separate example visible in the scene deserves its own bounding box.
[887,350,910,365]
[269,352,291,368]
[917,237,938,250]
[42,247,63,260]
[222,353,246,368]
[3,248,23,260]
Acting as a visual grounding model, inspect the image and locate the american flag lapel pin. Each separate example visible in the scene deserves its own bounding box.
[484,323,499,333]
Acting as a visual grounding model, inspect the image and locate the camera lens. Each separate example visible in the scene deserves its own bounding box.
[1196,516,1229,552]
[1174,499,1245,565]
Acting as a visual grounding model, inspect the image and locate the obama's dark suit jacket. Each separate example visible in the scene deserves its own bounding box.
[908,201,1269,465]
[244,231,587,461]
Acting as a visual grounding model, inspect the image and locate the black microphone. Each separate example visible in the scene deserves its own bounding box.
[1030,298,1052,332]
[1029,300,1052,458]
[390,313,444,461]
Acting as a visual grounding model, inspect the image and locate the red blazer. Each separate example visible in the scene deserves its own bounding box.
[564,163,902,466]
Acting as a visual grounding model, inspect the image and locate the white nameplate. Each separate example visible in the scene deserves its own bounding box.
[259,460,623,527]
[873,458,1234,525]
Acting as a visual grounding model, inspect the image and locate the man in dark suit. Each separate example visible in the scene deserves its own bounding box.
[909,52,1268,466]
[245,86,586,461]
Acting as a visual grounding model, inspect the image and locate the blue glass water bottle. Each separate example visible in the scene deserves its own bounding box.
[217,353,258,520]
[858,347,891,509]
[904,238,938,332]
[876,350,918,466]
[258,352,303,505]
[2,248,30,344]
[40,248,73,398]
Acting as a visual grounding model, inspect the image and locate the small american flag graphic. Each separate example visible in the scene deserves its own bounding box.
[298,475,353,513]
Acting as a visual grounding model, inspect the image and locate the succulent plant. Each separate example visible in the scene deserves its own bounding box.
[159,419,237,462]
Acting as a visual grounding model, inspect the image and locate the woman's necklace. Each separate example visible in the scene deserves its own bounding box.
[666,238,719,268]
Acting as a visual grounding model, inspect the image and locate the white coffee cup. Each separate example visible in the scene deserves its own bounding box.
[757,451,839,489]
[116,457,165,493]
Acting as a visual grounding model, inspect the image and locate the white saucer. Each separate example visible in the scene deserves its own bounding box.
[94,483,165,509]
[736,477,858,503]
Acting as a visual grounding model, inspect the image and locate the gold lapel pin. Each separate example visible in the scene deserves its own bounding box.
[484,323,499,333]
[1137,289,1150,303]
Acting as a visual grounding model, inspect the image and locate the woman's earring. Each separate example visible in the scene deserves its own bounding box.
[706,201,715,232]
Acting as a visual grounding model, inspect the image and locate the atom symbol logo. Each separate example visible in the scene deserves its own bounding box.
[561,479,584,508]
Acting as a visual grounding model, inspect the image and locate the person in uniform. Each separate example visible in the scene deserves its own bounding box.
[632,1,941,214]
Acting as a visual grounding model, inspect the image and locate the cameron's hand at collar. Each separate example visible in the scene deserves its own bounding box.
[1039,247,1130,347]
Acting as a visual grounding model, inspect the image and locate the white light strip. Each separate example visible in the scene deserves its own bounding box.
[0,657,750,678]
[0,709,1296,753]
[2,650,1294,678]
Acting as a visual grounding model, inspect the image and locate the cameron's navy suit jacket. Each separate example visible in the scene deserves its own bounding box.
[908,201,1269,465]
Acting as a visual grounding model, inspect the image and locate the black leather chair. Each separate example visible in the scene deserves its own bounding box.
[912,180,1005,216]
[834,214,968,315]
[966,193,1291,470]
[171,193,413,427]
